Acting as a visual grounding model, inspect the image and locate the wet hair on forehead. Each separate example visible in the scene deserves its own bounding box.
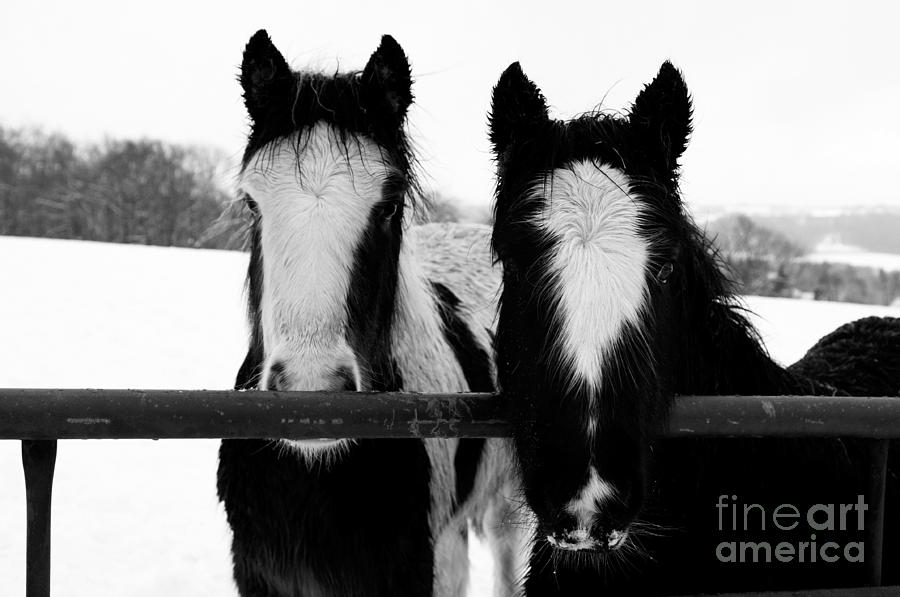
[243,125,394,191]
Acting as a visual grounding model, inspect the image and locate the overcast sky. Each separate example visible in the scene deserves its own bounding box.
[2,1,898,212]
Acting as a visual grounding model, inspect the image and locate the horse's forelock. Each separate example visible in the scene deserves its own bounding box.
[239,56,425,210]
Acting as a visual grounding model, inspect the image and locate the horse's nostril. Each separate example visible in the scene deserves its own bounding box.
[266,361,286,391]
[607,529,628,550]
[332,364,361,391]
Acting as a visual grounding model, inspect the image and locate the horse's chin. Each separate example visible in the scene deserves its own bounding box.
[279,438,353,465]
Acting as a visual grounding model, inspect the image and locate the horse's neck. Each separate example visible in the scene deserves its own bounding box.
[390,223,498,393]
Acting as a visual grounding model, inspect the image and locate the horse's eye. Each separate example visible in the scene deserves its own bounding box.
[375,202,399,221]
[243,194,259,215]
[656,262,675,283]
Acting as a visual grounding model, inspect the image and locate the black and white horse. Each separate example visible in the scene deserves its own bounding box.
[217,31,524,596]
[489,61,900,594]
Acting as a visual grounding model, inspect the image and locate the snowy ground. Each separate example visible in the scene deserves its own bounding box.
[1,236,899,596]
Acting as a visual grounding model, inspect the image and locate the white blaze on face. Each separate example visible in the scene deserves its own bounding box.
[533,160,648,527]
[239,122,393,460]
[535,160,650,393]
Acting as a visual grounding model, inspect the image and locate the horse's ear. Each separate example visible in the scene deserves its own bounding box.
[361,35,413,122]
[240,30,293,123]
[629,61,692,170]
[489,62,550,155]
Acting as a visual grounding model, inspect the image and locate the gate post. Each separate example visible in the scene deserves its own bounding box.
[22,440,57,597]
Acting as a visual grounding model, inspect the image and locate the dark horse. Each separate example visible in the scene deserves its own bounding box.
[217,32,524,596]
[489,60,900,594]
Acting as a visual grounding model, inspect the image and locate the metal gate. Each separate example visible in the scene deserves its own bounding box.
[3,389,899,597]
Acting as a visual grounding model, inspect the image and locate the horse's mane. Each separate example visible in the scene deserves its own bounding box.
[672,215,833,397]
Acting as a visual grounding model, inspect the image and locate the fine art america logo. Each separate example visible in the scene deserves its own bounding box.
[715,495,867,564]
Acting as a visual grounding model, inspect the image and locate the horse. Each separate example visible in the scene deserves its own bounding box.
[488,60,900,594]
[216,31,525,597]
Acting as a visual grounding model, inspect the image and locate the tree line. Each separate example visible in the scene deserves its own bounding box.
[0,125,244,249]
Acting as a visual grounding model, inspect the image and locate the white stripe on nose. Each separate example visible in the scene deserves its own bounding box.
[564,466,615,530]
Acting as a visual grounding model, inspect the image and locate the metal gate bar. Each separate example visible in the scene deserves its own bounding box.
[706,587,900,596]
[3,390,900,440]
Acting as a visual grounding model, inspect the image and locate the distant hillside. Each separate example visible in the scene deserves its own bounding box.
[705,212,900,306]
[705,214,806,260]
[734,210,900,254]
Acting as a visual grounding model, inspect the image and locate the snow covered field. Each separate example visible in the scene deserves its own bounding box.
[799,241,900,274]
[801,250,900,274]
[1,236,899,596]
